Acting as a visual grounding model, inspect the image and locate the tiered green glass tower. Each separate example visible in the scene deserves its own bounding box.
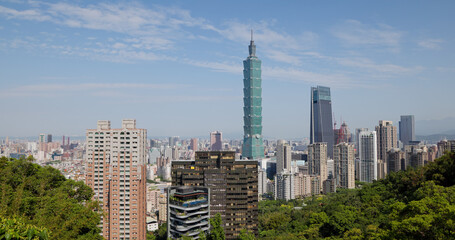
[242,32,264,160]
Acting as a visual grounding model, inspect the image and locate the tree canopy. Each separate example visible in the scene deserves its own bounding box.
[257,152,455,239]
[0,157,103,240]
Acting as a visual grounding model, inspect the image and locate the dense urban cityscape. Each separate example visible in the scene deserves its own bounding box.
[1,1,455,240]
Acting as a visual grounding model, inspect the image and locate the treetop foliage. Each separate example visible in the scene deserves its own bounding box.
[0,157,103,240]
[258,152,455,239]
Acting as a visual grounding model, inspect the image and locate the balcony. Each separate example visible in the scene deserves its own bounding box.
[169,226,210,238]
[171,220,209,232]
[170,209,209,219]
[169,198,208,210]
[172,214,209,224]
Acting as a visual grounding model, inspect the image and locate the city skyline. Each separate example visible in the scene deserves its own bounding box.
[1,1,455,138]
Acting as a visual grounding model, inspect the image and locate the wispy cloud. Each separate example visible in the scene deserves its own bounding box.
[212,20,318,63]
[332,20,403,49]
[0,2,213,51]
[335,57,423,74]
[263,66,361,88]
[418,38,444,49]
[0,83,188,97]
[0,5,50,21]
[0,3,425,89]
[183,59,241,74]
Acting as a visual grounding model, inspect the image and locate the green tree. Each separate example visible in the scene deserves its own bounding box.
[146,231,156,240]
[0,215,49,240]
[238,229,255,240]
[155,223,167,240]
[256,151,455,239]
[208,213,225,240]
[198,230,207,240]
[0,158,102,239]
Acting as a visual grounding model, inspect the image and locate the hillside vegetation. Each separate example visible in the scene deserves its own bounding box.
[257,152,455,240]
[0,157,103,240]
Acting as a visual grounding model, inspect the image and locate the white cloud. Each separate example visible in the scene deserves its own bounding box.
[418,38,444,49]
[265,50,301,65]
[0,3,424,89]
[336,57,423,74]
[0,5,50,21]
[183,59,242,74]
[0,83,189,97]
[332,20,403,48]
[263,66,361,88]
[0,2,214,51]
[212,20,318,65]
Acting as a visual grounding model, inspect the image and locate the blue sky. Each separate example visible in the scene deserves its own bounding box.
[0,0,454,139]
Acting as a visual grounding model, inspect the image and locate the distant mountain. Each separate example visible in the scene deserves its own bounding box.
[416,117,455,136]
[417,132,455,144]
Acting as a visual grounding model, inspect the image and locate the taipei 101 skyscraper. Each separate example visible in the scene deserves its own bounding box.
[242,31,265,160]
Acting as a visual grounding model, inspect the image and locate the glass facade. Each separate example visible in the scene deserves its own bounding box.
[242,37,265,160]
[399,115,415,146]
[310,86,334,158]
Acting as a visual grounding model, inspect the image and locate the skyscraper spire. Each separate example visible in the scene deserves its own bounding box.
[248,29,256,57]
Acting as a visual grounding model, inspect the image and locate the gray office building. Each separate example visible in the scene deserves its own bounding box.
[399,115,415,147]
[310,86,334,158]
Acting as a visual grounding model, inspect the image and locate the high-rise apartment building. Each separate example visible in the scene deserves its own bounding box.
[355,128,368,156]
[359,131,377,183]
[242,33,264,160]
[375,120,398,164]
[387,148,405,173]
[190,138,198,151]
[308,143,328,189]
[294,173,311,198]
[171,151,258,239]
[310,175,321,195]
[437,140,455,158]
[276,140,291,174]
[323,178,337,194]
[274,173,295,200]
[310,86,334,158]
[158,193,167,223]
[169,136,179,147]
[167,186,210,239]
[399,115,415,147]
[46,134,52,143]
[85,119,147,240]
[258,167,268,198]
[333,143,355,189]
[210,131,223,151]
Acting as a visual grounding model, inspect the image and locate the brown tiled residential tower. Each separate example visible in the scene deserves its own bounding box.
[171,151,258,239]
[85,119,147,240]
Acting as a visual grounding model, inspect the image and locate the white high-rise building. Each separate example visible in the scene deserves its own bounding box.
[258,167,268,198]
[276,140,291,173]
[85,119,147,240]
[359,131,377,183]
[308,142,328,189]
[274,172,295,200]
[334,143,355,189]
[274,140,295,200]
[294,173,311,198]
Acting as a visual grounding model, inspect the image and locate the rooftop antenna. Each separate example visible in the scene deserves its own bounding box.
[248,29,256,57]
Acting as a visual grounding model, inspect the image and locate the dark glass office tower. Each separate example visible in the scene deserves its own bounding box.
[399,115,415,146]
[310,86,334,158]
